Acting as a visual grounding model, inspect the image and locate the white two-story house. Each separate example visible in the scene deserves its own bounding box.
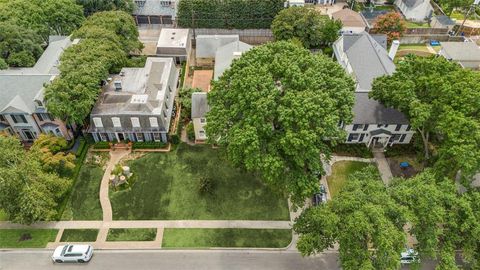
[88,57,179,143]
[333,32,415,148]
[0,36,75,142]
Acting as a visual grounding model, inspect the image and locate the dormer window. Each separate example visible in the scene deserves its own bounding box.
[35,100,44,107]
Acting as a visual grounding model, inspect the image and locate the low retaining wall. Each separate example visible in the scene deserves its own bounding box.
[400,34,464,44]
[194,28,274,44]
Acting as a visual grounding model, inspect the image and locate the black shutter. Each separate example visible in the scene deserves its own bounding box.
[400,134,406,142]
[363,124,368,131]
[20,115,27,123]
[395,124,401,131]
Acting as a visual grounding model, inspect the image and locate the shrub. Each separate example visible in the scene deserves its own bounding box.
[93,141,111,149]
[187,122,195,141]
[132,141,167,150]
[333,144,373,158]
[0,58,7,70]
[198,176,215,195]
[7,51,36,67]
[169,134,180,145]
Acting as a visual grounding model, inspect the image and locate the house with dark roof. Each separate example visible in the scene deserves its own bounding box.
[333,32,414,148]
[360,9,390,29]
[88,57,179,143]
[132,0,177,25]
[439,42,480,69]
[395,0,433,21]
[431,15,456,31]
[191,92,210,142]
[0,36,75,142]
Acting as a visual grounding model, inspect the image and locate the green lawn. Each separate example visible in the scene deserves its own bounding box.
[61,164,104,220]
[60,229,98,242]
[405,21,430,28]
[162,229,292,248]
[107,228,156,241]
[327,161,372,198]
[110,144,290,220]
[0,229,58,248]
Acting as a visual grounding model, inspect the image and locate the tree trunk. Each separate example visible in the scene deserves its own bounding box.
[417,127,430,161]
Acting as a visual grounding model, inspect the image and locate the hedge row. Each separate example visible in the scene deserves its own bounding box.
[132,141,167,150]
[177,0,284,29]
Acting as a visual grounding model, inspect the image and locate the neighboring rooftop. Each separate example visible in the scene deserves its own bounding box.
[157,28,189,49]
[353,92,409,124]
[339,32,394,91]
[332,9,367,28]
[440,42,480,62]
[196,35,240,58]
[214,40,253,80]
[360,9,390,28]
[0,36,74,75]
[401,0,423,8]
[433,15,455,26]
[0,75,53,113]
[133,0,177,17]
[191,92,210,119]
[92,57,177,115]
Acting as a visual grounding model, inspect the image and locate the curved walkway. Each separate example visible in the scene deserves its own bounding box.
[99,150,131,222]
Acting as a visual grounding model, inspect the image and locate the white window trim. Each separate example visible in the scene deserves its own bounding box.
[112,117,121,128]
[93,117,103,128]
[149,117,159,128]
[131,117,141,128]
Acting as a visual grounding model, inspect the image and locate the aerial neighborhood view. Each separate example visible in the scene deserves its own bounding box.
[1,0,480,269]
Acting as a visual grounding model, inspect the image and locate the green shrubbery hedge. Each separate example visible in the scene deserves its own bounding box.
[93,141,111,149]
[333,144,373,158]
[132,141,167,150]
[177,0,284,29]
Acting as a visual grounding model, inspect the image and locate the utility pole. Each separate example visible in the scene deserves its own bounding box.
[456,0,479,36]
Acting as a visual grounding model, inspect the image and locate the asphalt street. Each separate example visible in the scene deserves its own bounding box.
[0,250,340,270]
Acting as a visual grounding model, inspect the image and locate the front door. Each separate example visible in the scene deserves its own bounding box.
[117,133,125,141]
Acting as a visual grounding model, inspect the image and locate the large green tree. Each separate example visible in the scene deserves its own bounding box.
[271,7,342,48]
[0,22,43,67]
[371,55,480,181]
[0,0,84,42]
[31,134,76,175]
[76,0,135,16]
[295,166,408,269]
[0,136,70,224]
[206,41,355,205]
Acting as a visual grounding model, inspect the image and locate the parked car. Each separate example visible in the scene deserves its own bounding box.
[52,244,93,263]
[312,184,327,206]
[400,248,418,264]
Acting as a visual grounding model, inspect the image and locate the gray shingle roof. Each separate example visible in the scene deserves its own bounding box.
[91,57,178,115]
[214,41,252,80]
[402,0,422,8]
[191,92,209,118]
[0,75,53,113]
[342,32,395,91]
[353,93,409,124]
[196,35,240,58]
[435,15,455,26]
[440,42,480,61]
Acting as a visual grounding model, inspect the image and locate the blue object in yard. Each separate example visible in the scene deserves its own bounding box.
[400,162,410,168]
[430,40,440,46]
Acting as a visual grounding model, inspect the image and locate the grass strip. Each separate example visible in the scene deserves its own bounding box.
[60,229,98,242]
[107,228,157,241]
[0,229,58,248]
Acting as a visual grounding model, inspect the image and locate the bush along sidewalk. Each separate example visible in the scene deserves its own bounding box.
[132,141,167,150]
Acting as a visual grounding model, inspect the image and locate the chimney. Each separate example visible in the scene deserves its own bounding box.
[388,40,400,60]
[114,80,122,91]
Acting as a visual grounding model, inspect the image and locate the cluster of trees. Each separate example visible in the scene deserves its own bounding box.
[177,0,285,29]
[371,55,480,183]
[372,12,407,45]
[0,135,75,224]
[76,0,136,16]
[435,0,474,15]
[271,7,342,49]
[206,41,356,205]
[45,11,143,125]
[0,0,84,68]
[295,167,480,269]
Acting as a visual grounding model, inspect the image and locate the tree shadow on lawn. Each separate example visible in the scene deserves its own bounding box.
[110,144,290,221]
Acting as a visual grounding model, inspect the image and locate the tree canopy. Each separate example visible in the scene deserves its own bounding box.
[372,12,406,45]
[31,134,76,175]
[177,0,285,29]
[76,0,135,17]
[0,135,70,224]
[45,11,141,124]
[370,55,480,182]
[295,166,480,269]
[206,41,355,205]
[295,166,407,270]
[0,0,84,67]
[271,7,342,48]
